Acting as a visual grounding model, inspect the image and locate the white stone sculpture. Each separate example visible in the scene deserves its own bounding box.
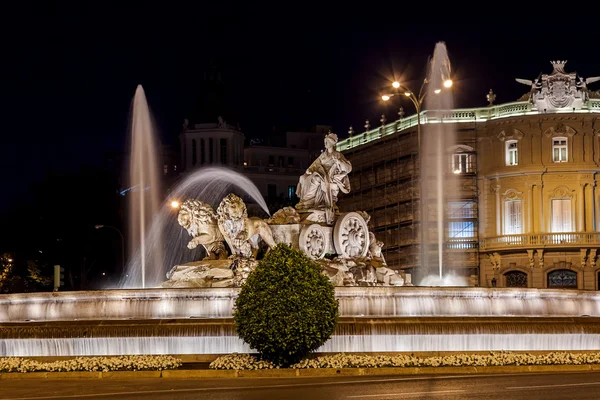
[296,132,352,224]
[515,61,600,111]
[216,193,277,258]
[168,132,407,288]
[177,199,227,260]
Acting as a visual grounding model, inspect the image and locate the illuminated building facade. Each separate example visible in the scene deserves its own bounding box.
[337,61,600,290]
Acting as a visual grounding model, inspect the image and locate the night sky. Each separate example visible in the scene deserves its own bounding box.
[3,6,600,216]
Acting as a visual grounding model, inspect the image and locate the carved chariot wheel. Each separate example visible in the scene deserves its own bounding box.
[333,212,369,258]
[299,224,330,260]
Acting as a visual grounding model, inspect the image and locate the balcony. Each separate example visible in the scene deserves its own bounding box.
[480,232,600,251]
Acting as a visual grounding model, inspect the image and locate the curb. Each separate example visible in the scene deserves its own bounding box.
[2,364,600,379]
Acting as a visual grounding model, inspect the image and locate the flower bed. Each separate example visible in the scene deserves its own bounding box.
[210,352,600,370]
[0,355,182,373]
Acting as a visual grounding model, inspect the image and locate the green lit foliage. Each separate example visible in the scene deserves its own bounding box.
[233,244,339,367]
[0,253,14,291]
[0,253,52,294]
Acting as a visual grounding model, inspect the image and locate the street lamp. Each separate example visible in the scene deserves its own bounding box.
[95,225,125,275]
[381,76,452,278]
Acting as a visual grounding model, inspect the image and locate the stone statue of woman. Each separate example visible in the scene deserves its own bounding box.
[295,132,352,224]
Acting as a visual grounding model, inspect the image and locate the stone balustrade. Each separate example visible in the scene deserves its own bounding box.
[339,99,600,152]
[480,232,600,251]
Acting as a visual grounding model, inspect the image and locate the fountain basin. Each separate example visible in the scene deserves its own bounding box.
[1,287,600,323]
[2,287,600,356]
[2,316,600,356]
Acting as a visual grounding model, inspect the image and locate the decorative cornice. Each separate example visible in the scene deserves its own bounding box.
[548,185,575,199]
[502,189,523,200]
[497,128,524,142]
[543,123,577,137]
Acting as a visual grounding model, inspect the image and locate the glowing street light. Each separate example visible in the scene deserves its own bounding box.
[170,200,180,208]
[380,72,453,280]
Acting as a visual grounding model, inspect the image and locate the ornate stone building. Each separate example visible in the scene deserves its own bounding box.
[337,61,600,290]
[179,120,327,212]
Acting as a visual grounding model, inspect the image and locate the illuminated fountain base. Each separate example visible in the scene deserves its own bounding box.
[2,287,600,356]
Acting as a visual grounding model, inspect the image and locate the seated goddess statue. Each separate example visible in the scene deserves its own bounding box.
[295,133,352,224]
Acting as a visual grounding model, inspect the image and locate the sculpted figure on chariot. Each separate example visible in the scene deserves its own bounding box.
[295,132,352,224]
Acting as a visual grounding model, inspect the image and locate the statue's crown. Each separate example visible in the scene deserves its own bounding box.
[551,60,567,74]
[325,132,338,143]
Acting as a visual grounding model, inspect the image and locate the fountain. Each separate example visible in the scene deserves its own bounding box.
[121,166,270,289]
[127,85,163,289]
[2,45,600,357]
[417,42,466,286]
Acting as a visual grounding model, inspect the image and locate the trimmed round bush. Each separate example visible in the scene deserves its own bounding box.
[233,244,339,367]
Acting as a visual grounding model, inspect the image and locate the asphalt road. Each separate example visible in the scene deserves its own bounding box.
[2,371,600,399]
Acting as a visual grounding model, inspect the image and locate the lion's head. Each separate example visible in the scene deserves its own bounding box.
[217,194,248,222]
[177,199,218,238]
[216,194,248,239]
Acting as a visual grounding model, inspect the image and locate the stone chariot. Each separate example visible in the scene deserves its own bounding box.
[296,211,370,260]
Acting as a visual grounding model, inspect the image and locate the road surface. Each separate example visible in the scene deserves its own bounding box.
[2,371,600,399]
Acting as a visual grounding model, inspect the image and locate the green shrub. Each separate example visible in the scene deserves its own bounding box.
[233,244,339,367]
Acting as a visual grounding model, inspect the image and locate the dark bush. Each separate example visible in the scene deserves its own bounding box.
[233,244,339,366]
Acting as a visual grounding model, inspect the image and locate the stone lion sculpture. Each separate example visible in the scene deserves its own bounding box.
[177,199,228,260]
[216,193,277,258]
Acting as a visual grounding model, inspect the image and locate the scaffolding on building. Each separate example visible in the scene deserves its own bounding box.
[339,119,480,283]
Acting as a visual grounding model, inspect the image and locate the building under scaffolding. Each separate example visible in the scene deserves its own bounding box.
[337,113,480,284]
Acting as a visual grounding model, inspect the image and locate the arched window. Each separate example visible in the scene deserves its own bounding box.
[547,269,577,289]
[505,270,527,288]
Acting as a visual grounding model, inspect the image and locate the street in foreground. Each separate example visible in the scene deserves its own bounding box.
[2,371,600,400]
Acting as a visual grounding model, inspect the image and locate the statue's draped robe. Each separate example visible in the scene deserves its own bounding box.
[296,150,351,222]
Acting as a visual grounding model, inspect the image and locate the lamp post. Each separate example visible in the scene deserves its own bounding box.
[95,225,125,276]
[381,77,452,279]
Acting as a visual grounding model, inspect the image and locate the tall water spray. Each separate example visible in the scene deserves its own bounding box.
[121,166,270,288]
[419,42,464,286]
[127,85,163,289]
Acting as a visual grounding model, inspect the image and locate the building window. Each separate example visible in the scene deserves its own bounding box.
[506,140,518,166]
[200,139,205,164]
[597,270,600,291]
[448,201,475,238]
[288,157,294,167]
[552,137,568,162]
[220,138,227,164]
[288,185,296,199]
[503,200,522,234]
[451,153,472,174]
[505,270,527,288]
[191,139,197,165]
[547,269,577,289]
[209,138,214,163]
[551,198,572,232]
[268,155,275,167]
